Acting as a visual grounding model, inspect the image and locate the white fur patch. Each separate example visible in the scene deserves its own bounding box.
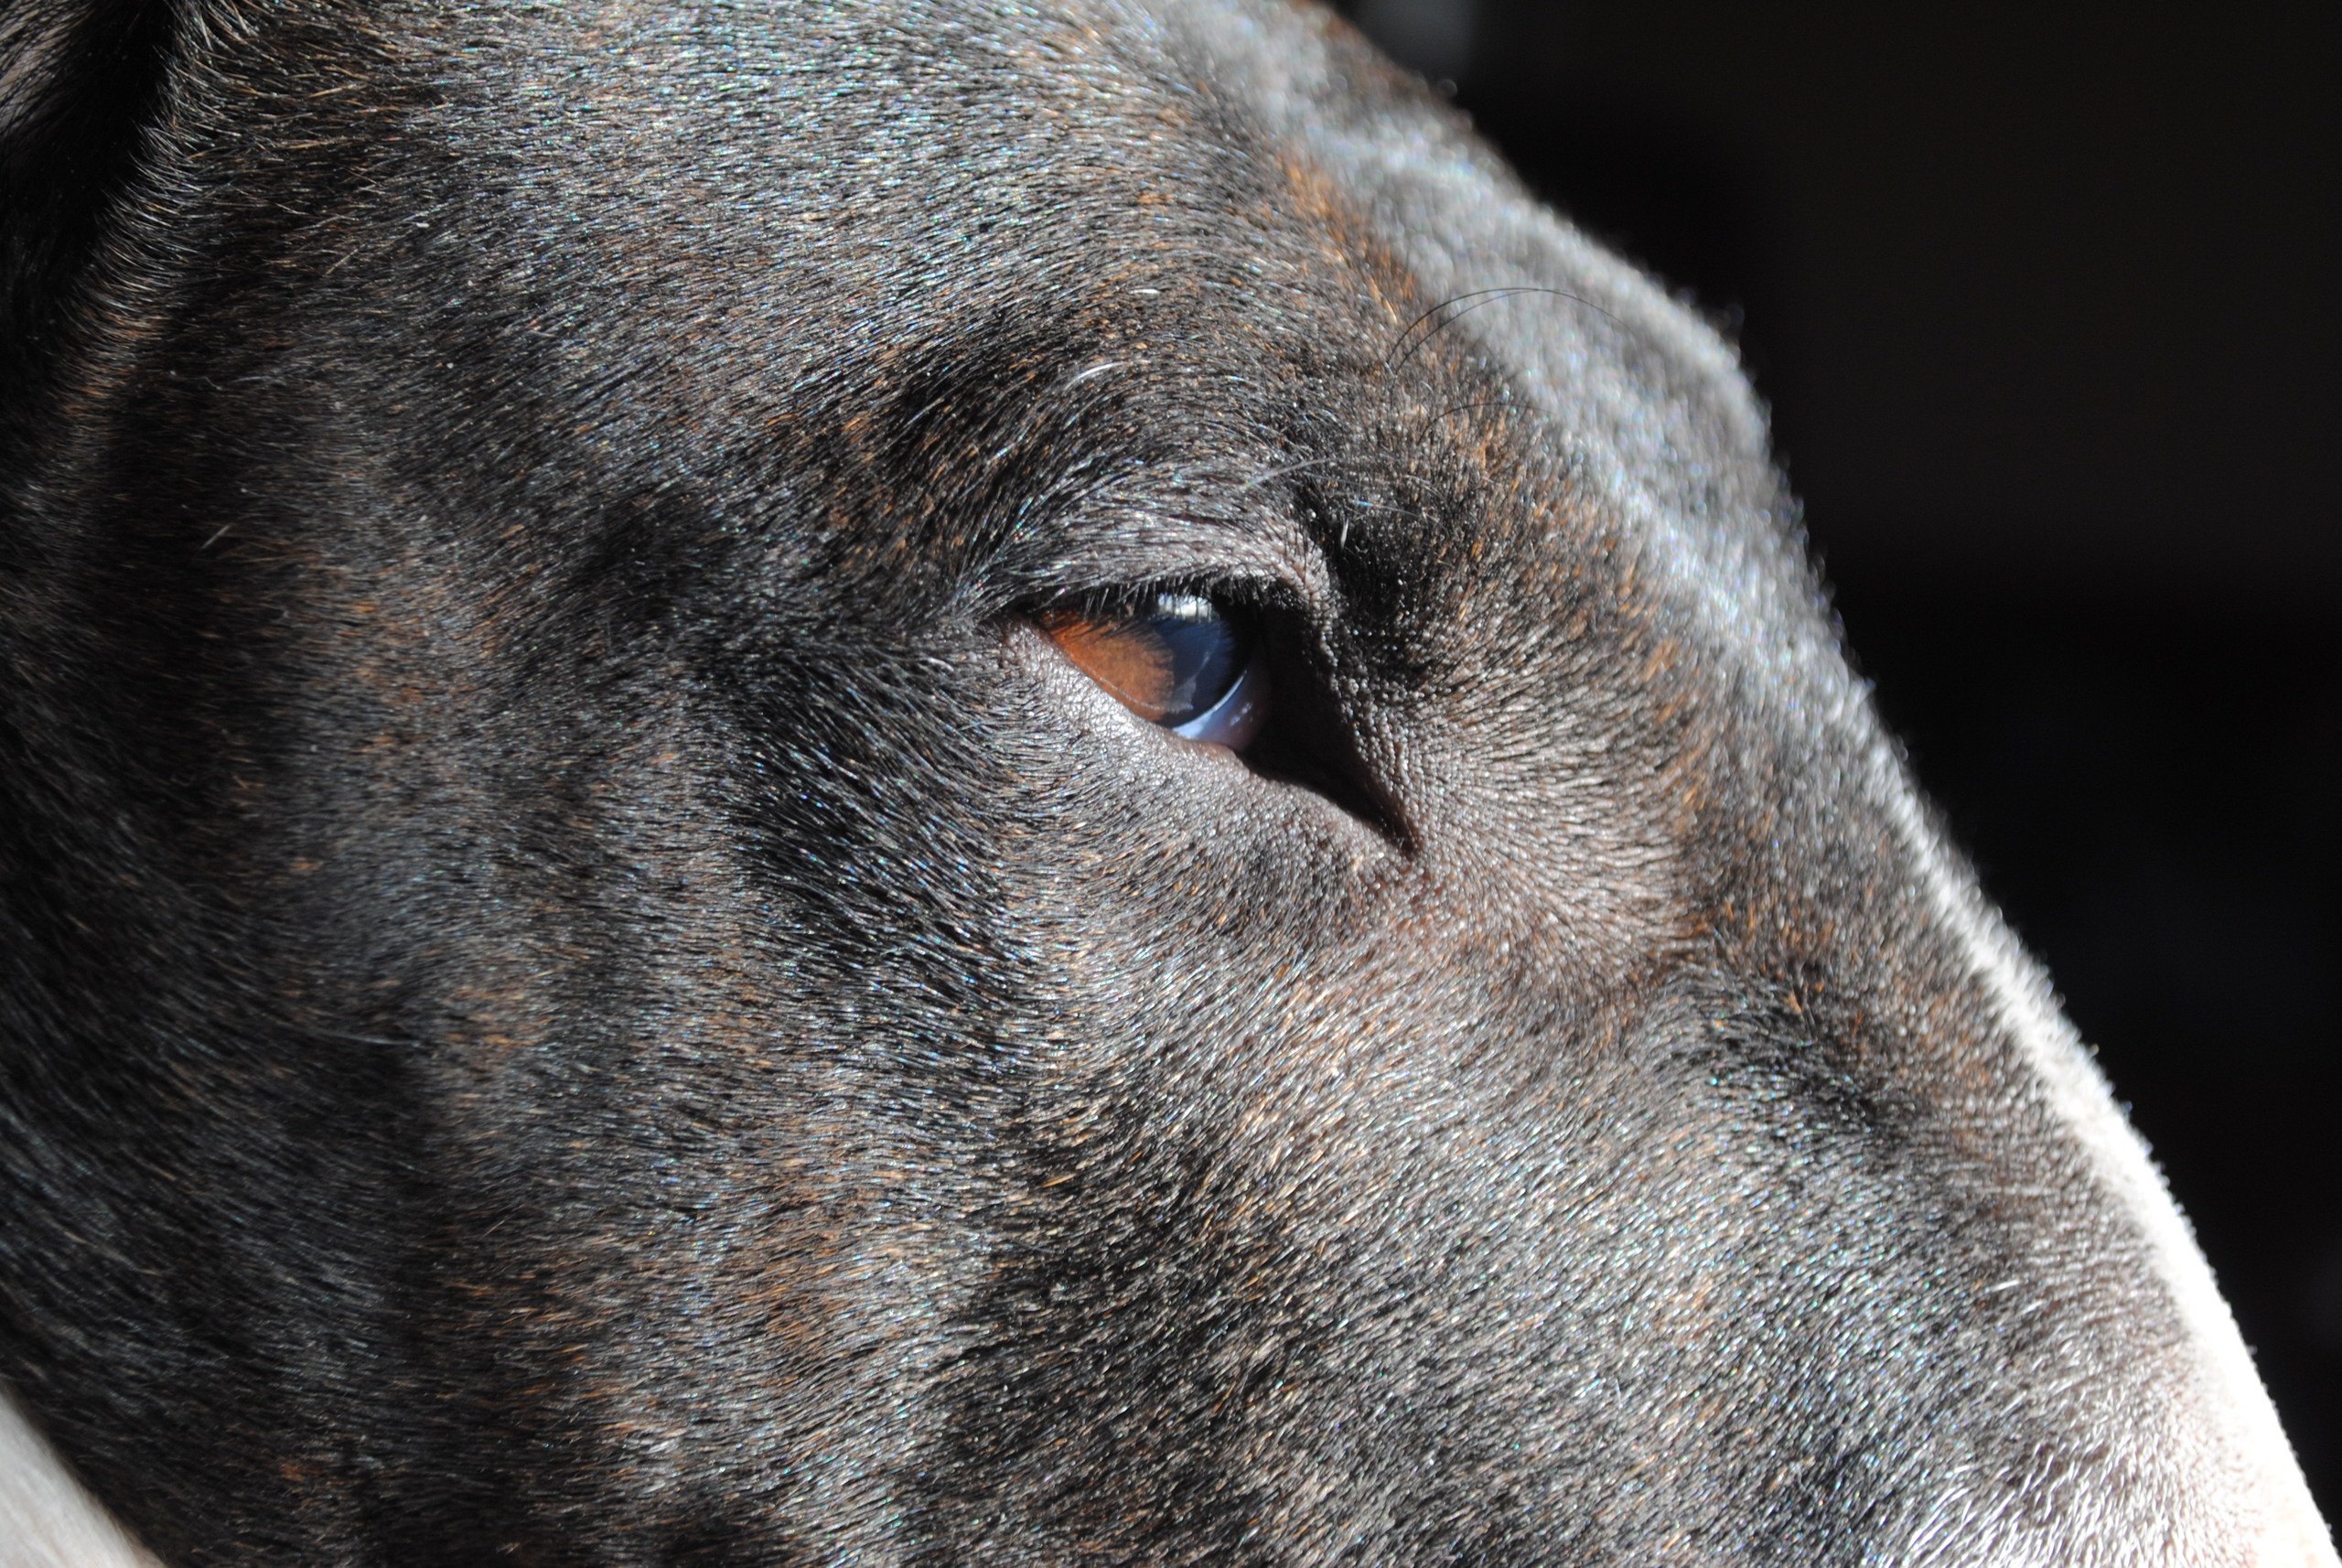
[0,1387,161,1568]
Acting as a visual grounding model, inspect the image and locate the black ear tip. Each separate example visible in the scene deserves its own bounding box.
[2,0,177,136]
[1,0,185,388]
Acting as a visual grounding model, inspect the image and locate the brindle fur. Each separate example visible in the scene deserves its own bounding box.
[0,1,2329,1564]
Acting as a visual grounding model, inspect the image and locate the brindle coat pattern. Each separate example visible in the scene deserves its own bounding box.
[0,0,2330,1563]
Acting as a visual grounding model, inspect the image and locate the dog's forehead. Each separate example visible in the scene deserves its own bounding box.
[402,1,1302,366]
[377,0,1822,684]
[1156,0,1846,695]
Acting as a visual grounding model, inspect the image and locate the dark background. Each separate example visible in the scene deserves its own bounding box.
[1340,0,2340,1515]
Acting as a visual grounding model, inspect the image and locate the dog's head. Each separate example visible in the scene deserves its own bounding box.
[1,0,2329,1563]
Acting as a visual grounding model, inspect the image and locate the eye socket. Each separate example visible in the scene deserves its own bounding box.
[1036,591,1269,749]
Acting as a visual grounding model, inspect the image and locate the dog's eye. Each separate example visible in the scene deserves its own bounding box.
[1037,592,1267,748]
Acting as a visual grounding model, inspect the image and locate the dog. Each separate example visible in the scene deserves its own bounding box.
[1,0,2332,1563]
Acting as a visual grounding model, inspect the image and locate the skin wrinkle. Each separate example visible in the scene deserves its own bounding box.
[0,0,2332,1565]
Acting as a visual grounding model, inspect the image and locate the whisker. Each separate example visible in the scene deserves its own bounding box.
[1420,396,1520,426]
[1386,285,1618,371]
[1230,450,1377,498]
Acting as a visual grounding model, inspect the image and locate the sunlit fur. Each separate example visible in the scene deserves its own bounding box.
[0,1,2331,1563]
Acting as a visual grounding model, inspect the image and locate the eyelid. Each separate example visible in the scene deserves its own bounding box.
[985,501,1336,628]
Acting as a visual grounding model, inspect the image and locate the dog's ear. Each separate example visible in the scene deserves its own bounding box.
[0,0,183,389]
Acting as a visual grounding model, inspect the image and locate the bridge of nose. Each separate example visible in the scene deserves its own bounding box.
[1203,93,2342,1562]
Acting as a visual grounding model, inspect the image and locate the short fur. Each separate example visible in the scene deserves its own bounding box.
[1,1,2331,1563]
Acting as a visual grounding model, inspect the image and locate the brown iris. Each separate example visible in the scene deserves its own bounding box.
[1037,612,1178,722]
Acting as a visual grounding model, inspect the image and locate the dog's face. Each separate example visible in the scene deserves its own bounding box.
[0,1,2329,1563]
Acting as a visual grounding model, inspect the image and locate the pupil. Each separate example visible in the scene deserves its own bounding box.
[1145,593,1245,726]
